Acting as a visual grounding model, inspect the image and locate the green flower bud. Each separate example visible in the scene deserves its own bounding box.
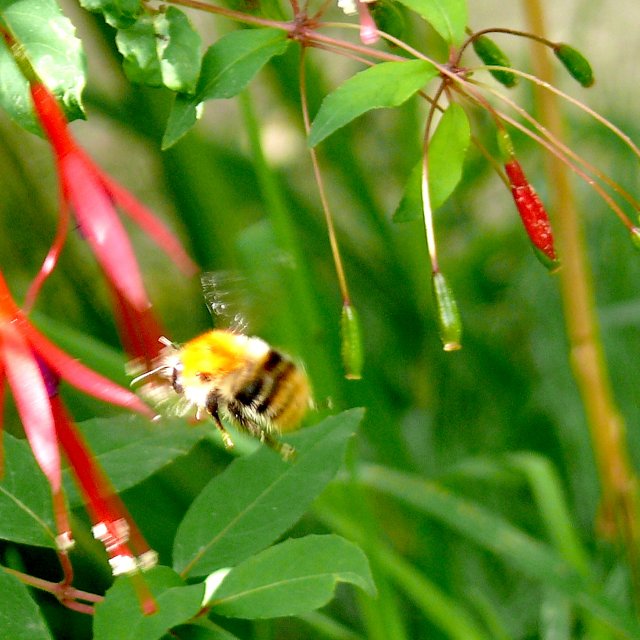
[496,128,515,162]
[554,44,594,87]
[630,227,640,251]
[472,35,518,88]
[432,272,462,351]
[341,303,363,379]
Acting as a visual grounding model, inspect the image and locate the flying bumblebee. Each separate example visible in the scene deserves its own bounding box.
[132,275,310,458]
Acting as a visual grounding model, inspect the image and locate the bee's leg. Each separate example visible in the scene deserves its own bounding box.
[227,401,295,461]
[205,392,235,450]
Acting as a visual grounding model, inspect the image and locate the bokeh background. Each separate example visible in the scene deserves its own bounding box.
[1,0,639,636]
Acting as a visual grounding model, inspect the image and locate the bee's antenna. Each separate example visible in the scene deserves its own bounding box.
[130,365,169,387]
[158,336,179,349]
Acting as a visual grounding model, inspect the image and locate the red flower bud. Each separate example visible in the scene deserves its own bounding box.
[504,159,560,271]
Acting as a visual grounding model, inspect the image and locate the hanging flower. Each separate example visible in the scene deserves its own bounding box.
[0,271,157,587]
[29,81,197,308]
[504,158,560,271]
[50,392,157,579]
[337,0,379,44]
[23,79,199,366]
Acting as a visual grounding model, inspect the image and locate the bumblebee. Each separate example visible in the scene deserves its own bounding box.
[135,330,310,458]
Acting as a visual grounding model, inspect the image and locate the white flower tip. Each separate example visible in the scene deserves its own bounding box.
[55,531,76,552]
[92,518,130,552]
[109,554,138,576]
[338,0,358,15]
[137,550,159,571]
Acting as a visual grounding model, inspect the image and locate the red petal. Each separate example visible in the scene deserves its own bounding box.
[51,397,155,565]
[108,281,165,367]
[16,316,156,418]
[60,152,151,311]
[0,361,5,479]
[1,324,61,491]
[51,396,120,524]
[24,192,71,313]
[30,83,77,158]
[100,172,198,276]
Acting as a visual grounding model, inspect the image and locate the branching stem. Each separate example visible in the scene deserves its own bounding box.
[2,566,103,614]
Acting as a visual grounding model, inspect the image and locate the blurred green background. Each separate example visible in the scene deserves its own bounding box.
[1,0,640,637]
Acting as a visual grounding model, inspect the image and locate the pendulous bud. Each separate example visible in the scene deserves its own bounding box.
[431,271,462,351]
[472,35,518,88]
[554,43,594,88]
[341,302,363,379]
[504,159,560,271]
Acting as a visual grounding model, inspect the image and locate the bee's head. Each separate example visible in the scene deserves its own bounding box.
[130,336,183,393]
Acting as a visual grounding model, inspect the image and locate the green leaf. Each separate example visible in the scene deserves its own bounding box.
[171,621,242,640]
[116,7,201,93]
[195,28,289,102]
[393,0,467,46]
[0,0,86,133]
[0,569,53,639]
[79,0,140,28]
[63,415,209,508]
[116,14,160,85]
[93,566,205,640]
[209,535,375,618]
[0,434,56,548]
[162,93,201,150]
[155,8,201,92]
[506,453,590,574]
[360,464,640,639]
[308,60,438,147]
[163,28,290,149]
[370,0,406,41]
[393,103,470,221]
[392,161,422,223]
[173,409,363,578]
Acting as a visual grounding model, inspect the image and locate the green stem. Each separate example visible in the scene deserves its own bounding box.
[238,89,339,401]
[522,0,640,615]
[298,48,351,305]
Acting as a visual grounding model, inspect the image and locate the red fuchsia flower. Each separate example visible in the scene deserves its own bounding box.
[0,271,158,596]
[26,80,198,364]
[504,158,560,272]
[50,391,157,575]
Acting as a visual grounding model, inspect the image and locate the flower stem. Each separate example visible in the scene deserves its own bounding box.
[298,48,351,306]
[237,89,340,400]
[522,0,640,612]
[421,84,446,274]
[1,565,103,613]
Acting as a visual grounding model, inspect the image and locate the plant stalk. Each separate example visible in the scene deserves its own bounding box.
[522,0,640,612]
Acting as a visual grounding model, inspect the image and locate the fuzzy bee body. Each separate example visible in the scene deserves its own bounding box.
[142,330,310,457]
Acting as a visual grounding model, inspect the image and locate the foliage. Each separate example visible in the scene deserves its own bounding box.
[0,0,639,637]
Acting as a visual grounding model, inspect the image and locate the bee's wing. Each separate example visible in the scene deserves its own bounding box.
[200,271,250,333]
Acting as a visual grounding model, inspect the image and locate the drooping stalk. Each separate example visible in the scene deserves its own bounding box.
[238,90,340,398]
